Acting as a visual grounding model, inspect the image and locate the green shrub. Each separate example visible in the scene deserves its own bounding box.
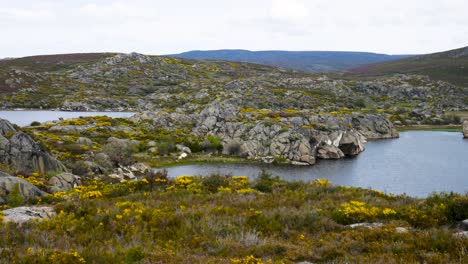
[202,135,223,152]
[253,169,278,193]
[201,174,229,193]
[8,183,23,207]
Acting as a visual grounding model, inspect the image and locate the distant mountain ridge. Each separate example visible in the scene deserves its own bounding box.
[169,49,413,72]
[350,46,468,86]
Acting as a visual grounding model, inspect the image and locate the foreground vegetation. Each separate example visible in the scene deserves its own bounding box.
[1,172,467,263]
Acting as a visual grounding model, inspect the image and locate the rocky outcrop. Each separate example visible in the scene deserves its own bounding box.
[108,163,150,181]
[9,133,66,174]
[48,172,81,193]
[351,114,399,139]
[0,119,66,174]
[60,100,91,111]
[76,137,93,146]
[187,102,396,165]
[0,173,47,200]
[132,101,399,165]
[2,206,55,224]
[463,121,468,138]
[0,119,16,135]
[49,125,94,133]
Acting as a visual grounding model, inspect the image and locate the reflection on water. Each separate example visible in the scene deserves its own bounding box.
[163,131,468,197]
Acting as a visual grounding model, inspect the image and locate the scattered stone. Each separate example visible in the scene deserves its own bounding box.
[111,166,136,180]
[129,163,150,175]
[49,125,93,133]
[291,161,309,166]
[454,231,468,239]
[348,222,384,229]
[176,144,192,154]
[395,227,409,233]
[2,206,55,224]
[178,152,188,160]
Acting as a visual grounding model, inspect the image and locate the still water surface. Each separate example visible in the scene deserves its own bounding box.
[1,111,465,197]
[163,131,468,197]
[0,110,135,126]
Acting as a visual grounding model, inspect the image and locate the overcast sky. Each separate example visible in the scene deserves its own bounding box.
[1,0,467,57]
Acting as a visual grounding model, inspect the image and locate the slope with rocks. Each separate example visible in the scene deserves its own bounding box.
[350,46,468,87]
[0,52,465,127]
[170,49,412,72]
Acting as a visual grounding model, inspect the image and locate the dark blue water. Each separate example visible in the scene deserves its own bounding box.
[163,131,468,197]
[0,111,135,126]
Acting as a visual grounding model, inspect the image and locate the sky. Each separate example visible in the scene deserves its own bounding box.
[1,0,467,57]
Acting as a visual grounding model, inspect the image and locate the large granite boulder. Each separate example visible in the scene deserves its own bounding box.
[48,172,81,193]
[317,143,345,159]
[0,173,47,200]
[463,121,468,138]
[8,132,66,174]
[0,119,16,135]
[352,114,399,139]
[0,119,66,174]
[2,206,55,224]
[338,131,366,156]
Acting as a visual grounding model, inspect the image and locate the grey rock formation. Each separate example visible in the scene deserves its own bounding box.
[0,173,47,200]
[338,131,366,156]
[129,101,399,165]
[48,172,81,193]
[460,219,468,230]
[0,119,16,135]
[351,114,399,139]
[76,137,93,146]
[317,143,344,159]
[0,119,66,174]
[8,132,66,174]
[60,100,92,111]
[2,206,55,224]
[176,144,192,154]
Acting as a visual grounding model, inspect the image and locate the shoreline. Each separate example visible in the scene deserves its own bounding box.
[397,125,462,132]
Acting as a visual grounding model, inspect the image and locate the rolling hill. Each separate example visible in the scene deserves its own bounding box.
[169,49,412,72]
[350,46,468,86]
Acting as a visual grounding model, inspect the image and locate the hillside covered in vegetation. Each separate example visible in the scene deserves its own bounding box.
[350,46,468,87]
[0,52,467,263]
[170,49,412,72]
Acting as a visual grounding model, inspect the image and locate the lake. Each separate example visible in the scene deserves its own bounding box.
[0,110,135,126]
[162,131,468,197]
